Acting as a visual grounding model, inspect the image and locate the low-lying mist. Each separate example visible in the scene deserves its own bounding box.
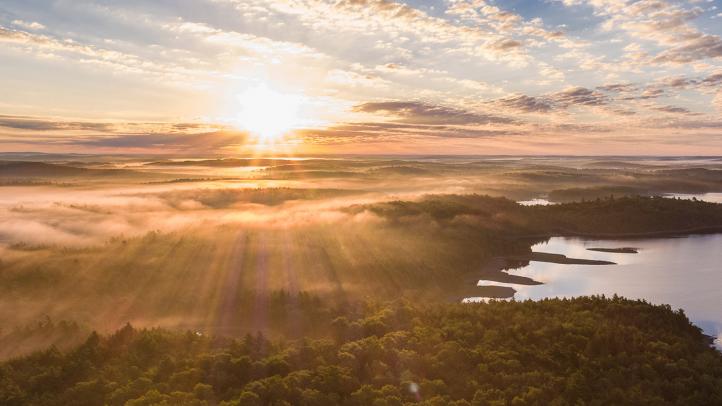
[1,155,721,358]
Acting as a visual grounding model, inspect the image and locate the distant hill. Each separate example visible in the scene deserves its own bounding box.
[0,161,137,178]
[144,158,291,167]
[144,158,386,169]
[582,160,657,168]
[368,165,430,176]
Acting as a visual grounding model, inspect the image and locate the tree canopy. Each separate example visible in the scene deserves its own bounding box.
[2,296,720,406]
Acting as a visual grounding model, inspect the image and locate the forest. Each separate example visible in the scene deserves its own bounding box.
[353,194,722,236]
[1,296,720,405]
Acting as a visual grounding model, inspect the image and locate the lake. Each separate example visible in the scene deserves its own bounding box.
[519,193,722,206]
[517,198,554,206]
[664,193,722,204]
[470,234,722,347]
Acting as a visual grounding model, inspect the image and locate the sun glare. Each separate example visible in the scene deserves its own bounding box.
[234,84,302,141]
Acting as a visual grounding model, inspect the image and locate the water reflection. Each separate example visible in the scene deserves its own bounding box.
[518,193,722,206]
[462,297,513,303]
[469,234,722,344]
[517,198,554,206]
[664,193,722,203]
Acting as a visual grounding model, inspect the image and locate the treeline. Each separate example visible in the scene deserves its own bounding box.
[351,194,722,237]
[2,296,721,405]
[534,195,722,235]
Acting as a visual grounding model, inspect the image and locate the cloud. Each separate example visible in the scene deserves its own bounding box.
[652,35,722,64]
[530,123,614,134]
[489,87,608,114]
[1,0,721,153]
[162,20,328,62]
[620,71,722,103]
[650,119,722,129]
[0,115,241,152]
[597,83,637,93]
[591,72,722,111]
[635,88,665,99]
[445,0,568,44]
[495,95,554,113]
[0,110,521,149]
[0,26,210,87]
[653,72,722,91]
[489,39,523,51]
[653,105,693,114]
[489,70,721,121]
[11,20,45,31]
[569,0,722,65]
[0,115,113,132]
[353,101,517,125]
[0,115,224,134]
[72,130,248,151]
[294,121,524,143]
[700,72,722,88]
[552,87,608,108]
[217,0,545,68]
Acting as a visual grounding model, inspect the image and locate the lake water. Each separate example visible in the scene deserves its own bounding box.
[519,193,722,206]
[664,193,722,204]
[470,234,722,347]
[517,198,554,206]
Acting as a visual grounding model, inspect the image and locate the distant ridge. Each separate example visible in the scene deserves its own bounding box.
[0,161,135,177]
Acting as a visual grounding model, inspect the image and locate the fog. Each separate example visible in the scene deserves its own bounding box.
[0,155,720,358]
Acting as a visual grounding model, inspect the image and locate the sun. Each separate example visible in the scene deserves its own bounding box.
[233,84,302,141]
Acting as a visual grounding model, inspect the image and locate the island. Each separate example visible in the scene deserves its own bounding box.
[588,247,639,253]
[510,251,616,265]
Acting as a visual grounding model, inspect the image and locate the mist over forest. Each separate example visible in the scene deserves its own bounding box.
[1,155,721,350]
[1,155,722,404]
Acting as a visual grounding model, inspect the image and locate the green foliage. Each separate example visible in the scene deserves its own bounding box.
[356,194,722,236]
[534,195,722,235]
[0,318,86,360]
[2,297,720,405]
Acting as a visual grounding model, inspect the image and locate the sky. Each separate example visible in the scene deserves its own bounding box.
[0,0,721,155]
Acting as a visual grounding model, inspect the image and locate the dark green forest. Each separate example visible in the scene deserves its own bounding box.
[355,194,722,236]
[2,296,721,406]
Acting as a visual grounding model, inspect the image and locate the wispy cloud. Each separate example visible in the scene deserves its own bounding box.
[353,101,517,125]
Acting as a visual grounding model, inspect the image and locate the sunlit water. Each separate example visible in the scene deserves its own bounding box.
[520,193,722,206]
[471,234,722,347]
[664,193,722,204]
[517,198,554,206]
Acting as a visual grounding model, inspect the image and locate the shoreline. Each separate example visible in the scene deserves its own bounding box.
[508,251,616,265]
[588,247,638,253]
[516,225,722,240]
[470,228,722,301]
